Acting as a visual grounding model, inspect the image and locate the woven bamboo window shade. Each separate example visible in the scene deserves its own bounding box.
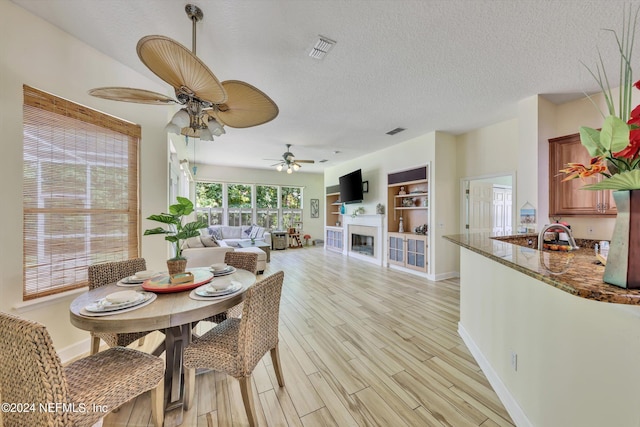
[22,85,141,300]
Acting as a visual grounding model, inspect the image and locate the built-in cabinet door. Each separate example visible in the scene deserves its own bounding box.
[388,233,404,266]
[549,133,617,216]
[326,229,343,252]
[405,235,427,272]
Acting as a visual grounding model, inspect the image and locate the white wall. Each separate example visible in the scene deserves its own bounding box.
[324,132,459,279]
[460,248,640,427]
[192,164,325,241]
[0,0,170,351]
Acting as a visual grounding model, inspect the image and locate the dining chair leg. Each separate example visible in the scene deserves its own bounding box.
[150,377,164,427]
[270,346,285,387]
[239,376,258,427]
[90,335,100,355]
[184,367,196,411]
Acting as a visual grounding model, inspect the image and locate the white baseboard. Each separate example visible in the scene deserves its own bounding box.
[432,271,459,281]
[458,323,532,427]
[57,337,92,364]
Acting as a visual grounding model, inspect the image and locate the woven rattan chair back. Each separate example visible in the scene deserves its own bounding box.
[0,312,165,427]
[87,258,153,353]
[88,258,146,289]
[224,251,258,275]
[0,312,72,426]
[238,270,284,374]
[184,271,285,426]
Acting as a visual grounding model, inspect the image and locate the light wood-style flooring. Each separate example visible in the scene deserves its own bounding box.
[98,246,514,426]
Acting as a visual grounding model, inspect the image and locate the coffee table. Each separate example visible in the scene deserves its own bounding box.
[238,240,271,262]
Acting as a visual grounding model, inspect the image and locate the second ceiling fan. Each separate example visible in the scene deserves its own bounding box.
[271,144,314,173]
[88,4,278,141]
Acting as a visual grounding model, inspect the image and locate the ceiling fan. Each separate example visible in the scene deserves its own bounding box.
[269,144,315,173]
[88,4,278,141]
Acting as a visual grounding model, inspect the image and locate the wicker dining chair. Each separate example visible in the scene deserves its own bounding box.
[203,251,259,324]
[183,270,285,427]
[87,258,161,354]
[0,312,164,427]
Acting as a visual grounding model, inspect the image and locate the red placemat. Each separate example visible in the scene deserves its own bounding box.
[142,269,214,293]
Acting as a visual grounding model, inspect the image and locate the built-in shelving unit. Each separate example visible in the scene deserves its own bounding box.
[386,165,430,274]
[325,184,344,252]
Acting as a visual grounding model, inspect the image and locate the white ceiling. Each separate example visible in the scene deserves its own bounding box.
[10,0,634,173]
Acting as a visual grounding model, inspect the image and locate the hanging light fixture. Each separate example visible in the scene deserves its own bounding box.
[272,144,314,173]
[165,99,226,141]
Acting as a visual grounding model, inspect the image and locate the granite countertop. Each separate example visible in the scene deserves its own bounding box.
[443,232,640,305]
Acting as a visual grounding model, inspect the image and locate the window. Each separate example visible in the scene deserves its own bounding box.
[194,182,303,230]
[282,186,303,230]
[256,185,278,229]
[22,85,140,300]
[195,182,223,225]
[227,183,252,226]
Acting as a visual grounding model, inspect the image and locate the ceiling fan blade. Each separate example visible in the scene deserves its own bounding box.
[137,35,227,104]
[270,162,284,167]
[88,87,177,105]
[211,80,279,128]
[295,160,315,163]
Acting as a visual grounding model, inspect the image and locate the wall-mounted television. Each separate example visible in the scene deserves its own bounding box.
[339,169,364,204]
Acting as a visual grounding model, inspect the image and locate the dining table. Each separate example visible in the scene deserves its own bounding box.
[69,267,257,427]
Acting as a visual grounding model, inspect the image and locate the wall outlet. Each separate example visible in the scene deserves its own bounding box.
[587,226,594,235]
[511,351,518,371]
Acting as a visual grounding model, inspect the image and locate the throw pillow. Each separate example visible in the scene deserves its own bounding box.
[243,225,254,237]
[184,236,205,248]
[209,227,223,240]
[201,235,219,247]
[250,226,265,240]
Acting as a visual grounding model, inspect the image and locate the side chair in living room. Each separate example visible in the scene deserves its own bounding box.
[183,270,285,427]
[0,312,164,427]
[87,258,162,354]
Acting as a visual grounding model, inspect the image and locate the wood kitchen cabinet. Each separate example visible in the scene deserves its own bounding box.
[549,132,617,216]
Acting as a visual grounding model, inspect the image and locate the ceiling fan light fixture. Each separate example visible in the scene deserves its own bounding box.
[287,167,293,174]
[199,127,214,141]
[293,163,300,171]
[170,109,191,128]
[276,164,283,172]
[207,117,226,136]
[164,122,181,135]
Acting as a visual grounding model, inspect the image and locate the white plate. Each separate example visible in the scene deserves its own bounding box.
[120,276,146,284]
[106,290,139,304]
[85,292,152,313]
[210,266,236,276]
[195,281,243,297]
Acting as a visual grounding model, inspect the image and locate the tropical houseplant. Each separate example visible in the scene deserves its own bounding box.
[144,196,208,274]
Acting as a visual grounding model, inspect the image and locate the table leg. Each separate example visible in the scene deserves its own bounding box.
[163,324,191,424]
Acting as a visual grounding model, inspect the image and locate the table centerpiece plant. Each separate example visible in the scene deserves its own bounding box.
[560,5,640,288]
[144,196,208,275]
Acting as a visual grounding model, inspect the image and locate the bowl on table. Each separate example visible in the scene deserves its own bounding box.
[133,270,155,280]
[210,263,228,272]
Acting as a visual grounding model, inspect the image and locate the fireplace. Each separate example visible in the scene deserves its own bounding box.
[345,218,383,265]
[351,233,374,256]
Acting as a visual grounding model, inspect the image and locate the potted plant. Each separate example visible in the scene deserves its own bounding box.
[144,196,208,274]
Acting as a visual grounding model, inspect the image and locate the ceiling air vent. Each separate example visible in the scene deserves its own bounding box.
[309,36,336,60]
[386,127,406,135]
[319,159,328,163]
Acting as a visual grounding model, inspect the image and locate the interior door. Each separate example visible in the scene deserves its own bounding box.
[492,187,513,235]
[469,181,494,233]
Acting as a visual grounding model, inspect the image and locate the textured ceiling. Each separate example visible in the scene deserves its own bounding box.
[10,0,635,173]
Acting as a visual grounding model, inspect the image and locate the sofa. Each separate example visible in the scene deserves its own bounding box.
[181,228,268,273]
[207,225,271,247]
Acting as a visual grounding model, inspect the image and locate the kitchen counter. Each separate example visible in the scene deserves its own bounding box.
[443,232,640,305]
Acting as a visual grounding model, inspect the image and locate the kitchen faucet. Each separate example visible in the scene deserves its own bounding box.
[538,224,579,251]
